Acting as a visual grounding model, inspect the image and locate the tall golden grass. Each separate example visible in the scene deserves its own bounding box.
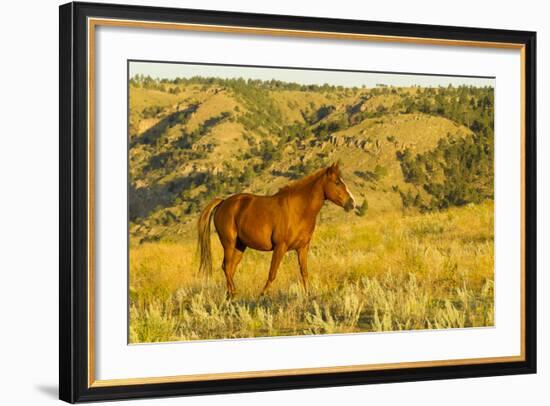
[129,201,494,343]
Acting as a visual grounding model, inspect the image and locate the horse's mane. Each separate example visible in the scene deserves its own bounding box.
[277,167,329,194]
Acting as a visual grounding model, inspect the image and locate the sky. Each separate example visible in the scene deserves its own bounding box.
[129,60,495,88]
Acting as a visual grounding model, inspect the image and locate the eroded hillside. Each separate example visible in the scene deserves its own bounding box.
[128,76,494,243]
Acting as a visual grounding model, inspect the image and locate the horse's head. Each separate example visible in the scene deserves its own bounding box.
[324,163,356,212]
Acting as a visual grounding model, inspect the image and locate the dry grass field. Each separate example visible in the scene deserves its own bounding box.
[129,201,493,343]
[128,70,494,343]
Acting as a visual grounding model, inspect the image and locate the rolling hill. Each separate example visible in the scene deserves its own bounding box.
[128,76,494,244]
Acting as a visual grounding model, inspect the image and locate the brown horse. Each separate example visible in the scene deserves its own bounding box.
[197,162,356,297]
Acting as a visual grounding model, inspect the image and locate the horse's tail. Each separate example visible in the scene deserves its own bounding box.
[197,197,224,277]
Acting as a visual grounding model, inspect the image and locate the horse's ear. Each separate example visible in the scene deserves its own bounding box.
[327,162,339,179]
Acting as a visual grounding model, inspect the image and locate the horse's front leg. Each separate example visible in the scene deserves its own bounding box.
[296,243,310,294]
[261,243,287,296]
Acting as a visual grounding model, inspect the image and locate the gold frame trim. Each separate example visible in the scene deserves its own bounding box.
[87,17,527,388]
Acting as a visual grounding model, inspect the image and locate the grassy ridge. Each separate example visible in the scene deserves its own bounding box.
[129,201,493,343]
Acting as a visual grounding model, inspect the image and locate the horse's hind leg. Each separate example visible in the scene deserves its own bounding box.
[223,245,245,299]
[222,247,235,298]
[216,211,242,298]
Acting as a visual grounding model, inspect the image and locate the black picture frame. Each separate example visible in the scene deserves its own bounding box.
[59,1,537,403]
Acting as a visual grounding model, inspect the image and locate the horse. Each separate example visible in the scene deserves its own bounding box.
[197,162,356,298]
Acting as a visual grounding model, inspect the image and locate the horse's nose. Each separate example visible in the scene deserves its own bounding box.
[344,198,355,212]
